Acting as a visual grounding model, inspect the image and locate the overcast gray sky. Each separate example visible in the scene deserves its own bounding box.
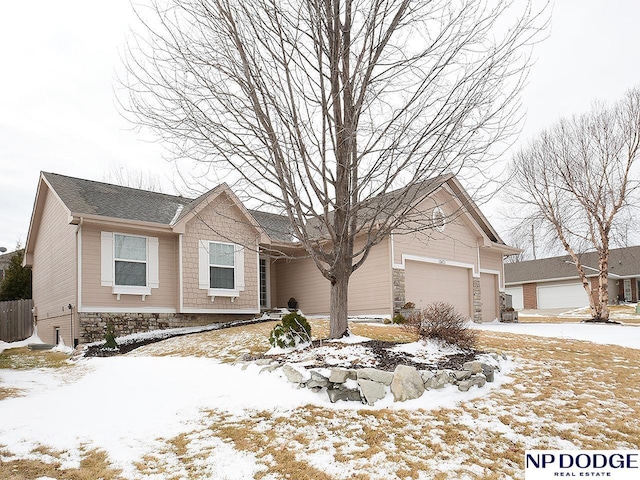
[2,0,640,252]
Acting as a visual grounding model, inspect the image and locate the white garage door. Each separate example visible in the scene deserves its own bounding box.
[537,283,589,309]
[405,261,471,318]
[505,286,523,310]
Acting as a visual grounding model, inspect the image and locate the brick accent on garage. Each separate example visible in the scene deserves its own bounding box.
[522,283,537,309]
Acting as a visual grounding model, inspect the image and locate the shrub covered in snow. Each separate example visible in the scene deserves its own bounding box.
[403,302,477,349]
[268,312,311,348]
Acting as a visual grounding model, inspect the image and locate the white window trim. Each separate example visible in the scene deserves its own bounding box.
[198,240,245,302]
[101,231,159,299]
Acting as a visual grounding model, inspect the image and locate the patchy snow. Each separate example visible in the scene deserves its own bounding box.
[328,332,372,344]
[0,343,513,477]
[473,321,640,349]
[1,319,637,478]
[0,333,43,354]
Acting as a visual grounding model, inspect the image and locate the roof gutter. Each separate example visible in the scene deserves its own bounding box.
[69,213,173,232]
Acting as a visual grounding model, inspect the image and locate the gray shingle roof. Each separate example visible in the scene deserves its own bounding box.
[43,172,191,225]
[505,246,640,284]
[248,210,295,243]
[43,172,293,242]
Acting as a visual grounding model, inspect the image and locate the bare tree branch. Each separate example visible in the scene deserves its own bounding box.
[121,0,546,337]
[507,86,640,321]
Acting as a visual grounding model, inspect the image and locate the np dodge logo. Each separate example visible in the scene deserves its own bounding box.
[525,450,640,479]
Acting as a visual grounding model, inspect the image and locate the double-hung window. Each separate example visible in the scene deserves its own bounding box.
[198,240,245,301]
[114,234,147,287]
[101,231,159,298]
[209,242,235,289]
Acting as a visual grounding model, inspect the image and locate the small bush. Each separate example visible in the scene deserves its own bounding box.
[269,312,311,348]
[402,302,477,349]
[104,321,118,350]
[392,313,406,324]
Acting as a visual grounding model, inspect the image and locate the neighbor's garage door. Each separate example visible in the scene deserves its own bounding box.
[480,273,498,322]
[405,261,471,318]
[505,286,524,310]
[537,283,589,309]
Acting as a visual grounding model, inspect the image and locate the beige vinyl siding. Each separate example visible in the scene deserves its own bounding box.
[274,256,330,314]
[392,190,479,269]
[480,272,498,322]
[348,238,392,315]
[480,250,503,272]
[182,193,260,311]
[274,239,392,316]
[81,225,179,310]
[31,187,77,345]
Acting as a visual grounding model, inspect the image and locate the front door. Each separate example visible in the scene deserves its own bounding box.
[624,279,632,302]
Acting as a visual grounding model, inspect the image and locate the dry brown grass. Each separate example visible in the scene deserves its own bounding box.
[0,347,70,370]
[4,318,640,479]
[0,388,23,401]
[0,448,123,480]
[518,304,640,325]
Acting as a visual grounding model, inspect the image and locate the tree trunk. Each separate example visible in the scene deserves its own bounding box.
[598,253,610,321]
[329,273,350,339]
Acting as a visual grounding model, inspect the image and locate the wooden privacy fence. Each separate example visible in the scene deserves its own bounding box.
[0,299,34,343]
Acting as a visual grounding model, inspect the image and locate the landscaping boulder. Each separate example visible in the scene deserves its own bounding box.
[425,370,450,389]
[357,368,394,386]
[358,379,386,405]
[452,370,473,381]
[329,367,356,384]
[420,371,434,385]
[481,365,495,383]
[457,375,487,392]
[282,363,311,384]
[306,370,330,390]
[462,361,484,374]
[390,365,425,402]
[327,384,362,403]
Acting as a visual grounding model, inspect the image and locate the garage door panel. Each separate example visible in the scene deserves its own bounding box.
[480,273,498,322]
[537,283,589,309]
[405,261,471,318]
[505,286,524,310]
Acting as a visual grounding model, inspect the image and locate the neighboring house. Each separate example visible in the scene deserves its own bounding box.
[23,172,516,345]
[504,246,640,310]
[0,250,12,285]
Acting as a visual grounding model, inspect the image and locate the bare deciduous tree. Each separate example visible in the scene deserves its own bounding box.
[122,0,544,337]
[104,165,163,192]
[508,86,640,321]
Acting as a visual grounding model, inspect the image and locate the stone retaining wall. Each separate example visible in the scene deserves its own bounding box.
[78,312,254,344]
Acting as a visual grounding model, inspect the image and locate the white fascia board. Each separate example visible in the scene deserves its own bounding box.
[393,252,479,277]
[505,274,600,286]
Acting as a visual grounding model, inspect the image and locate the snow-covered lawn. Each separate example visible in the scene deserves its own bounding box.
[1,320,639,479]
[473,320,640,350]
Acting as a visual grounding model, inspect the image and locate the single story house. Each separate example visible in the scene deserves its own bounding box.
[23,172,517,345]
[504,246,640,310]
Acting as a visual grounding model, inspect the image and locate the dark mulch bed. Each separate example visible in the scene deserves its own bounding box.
[267,338,484,372]
[83,318,273,357]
